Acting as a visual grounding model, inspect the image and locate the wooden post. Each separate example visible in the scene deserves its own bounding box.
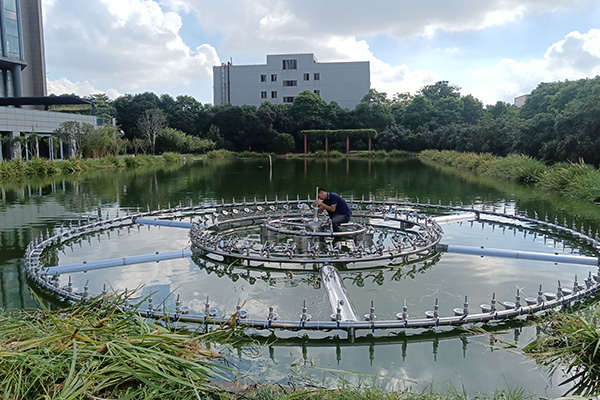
[368,137,372,152]
[304,134,307,154]
[325,137,329,153]
[346,135,350,154]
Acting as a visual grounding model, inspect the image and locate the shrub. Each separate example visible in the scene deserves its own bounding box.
[162,152,184,163]
[207,149,235,159]
[272,133,295,154]
[25,158,60,176]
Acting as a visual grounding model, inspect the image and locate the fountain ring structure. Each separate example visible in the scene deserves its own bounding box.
[23,195,600,340]
[189,202,443,266]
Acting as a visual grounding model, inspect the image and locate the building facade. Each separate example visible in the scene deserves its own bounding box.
[514,94,529,107]
[0,0,100,161]
[0,0,46,97]
[214,54,370,109]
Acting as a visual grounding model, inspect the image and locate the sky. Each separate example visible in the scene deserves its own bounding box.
[42,0,600,106]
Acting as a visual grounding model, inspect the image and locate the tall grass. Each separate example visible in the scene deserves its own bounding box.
[0,294,228,399]
[524,304,600,396]
[0,154,183,182]
[419,150,600,203]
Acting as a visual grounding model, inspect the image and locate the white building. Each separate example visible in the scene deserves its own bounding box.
[213,54,370,109]
[514,94,529,107]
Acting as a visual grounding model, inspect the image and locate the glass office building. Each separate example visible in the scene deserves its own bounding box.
[0,0,46,98]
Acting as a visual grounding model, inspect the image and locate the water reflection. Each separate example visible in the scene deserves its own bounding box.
[218,323,539,393]
[190,253,439,289]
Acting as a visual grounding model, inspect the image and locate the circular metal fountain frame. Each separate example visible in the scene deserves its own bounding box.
[189,204,443,266]
[22,196,600,338]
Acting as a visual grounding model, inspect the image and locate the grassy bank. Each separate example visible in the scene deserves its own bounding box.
[0,149,413,181]
[0,294,227,399]
[419,150,600,203]
[0,152,184,180]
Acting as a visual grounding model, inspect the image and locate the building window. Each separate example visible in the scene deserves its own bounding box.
[283,96,295,103]
[4,0,20,58]
[5,70,13,96]
[283,80,297,87]
[261,91,267,99]
[271,74,277,82]
[314,73,320,80]
[260,74,266,82]
[4,0,17,12]
[282,59,297,70]
[314,90,320,96]
[271,91,277,99]
[303,73,310,81]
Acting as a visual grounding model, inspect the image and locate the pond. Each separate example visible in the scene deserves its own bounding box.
[2,157,600,397]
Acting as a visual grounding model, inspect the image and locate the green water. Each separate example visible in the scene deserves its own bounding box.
[2,157,600,396]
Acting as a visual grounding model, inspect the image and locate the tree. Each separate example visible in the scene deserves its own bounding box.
[243,106,276,152]
[401,96,434,131]
[52,121,95,157]
[206,125,224,149]
[353,89,394,131]
[208,105,247,151]
[166,95,206,136]
[83,125,124,158]
[419,81,461,101]
[114,92,161,139]
[461,95,484,124]
[137,108,166,154]
[290,91,328,131]
[273,133,295,154]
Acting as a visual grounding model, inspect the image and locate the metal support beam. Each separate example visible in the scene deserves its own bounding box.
[42,249,192,275]
[134,218,194,229]
[320,264,358,322]
[437,244,598,266]
[433,212,478,225]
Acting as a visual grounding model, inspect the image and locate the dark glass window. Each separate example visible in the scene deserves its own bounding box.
[282,59,297,70]
[5,15,21,57]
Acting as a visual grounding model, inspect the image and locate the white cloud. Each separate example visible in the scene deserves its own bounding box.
[468,28,600,104]
[42,0,599,106]
[43,0,220,100]
[47,77,122,99]
[161,0,592,43]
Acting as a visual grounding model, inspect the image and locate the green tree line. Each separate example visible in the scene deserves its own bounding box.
[53,76,600,163]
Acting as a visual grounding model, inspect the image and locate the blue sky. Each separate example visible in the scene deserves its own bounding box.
[42,0,600,106]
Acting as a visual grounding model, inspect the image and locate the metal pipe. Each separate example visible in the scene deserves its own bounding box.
[437,244,598,266]
[320,264,358,321]
[134,218,194,229]
[432,212,478,225]
[42,249,192,275]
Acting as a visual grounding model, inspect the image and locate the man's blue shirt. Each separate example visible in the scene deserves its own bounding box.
[323,192,352,218]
